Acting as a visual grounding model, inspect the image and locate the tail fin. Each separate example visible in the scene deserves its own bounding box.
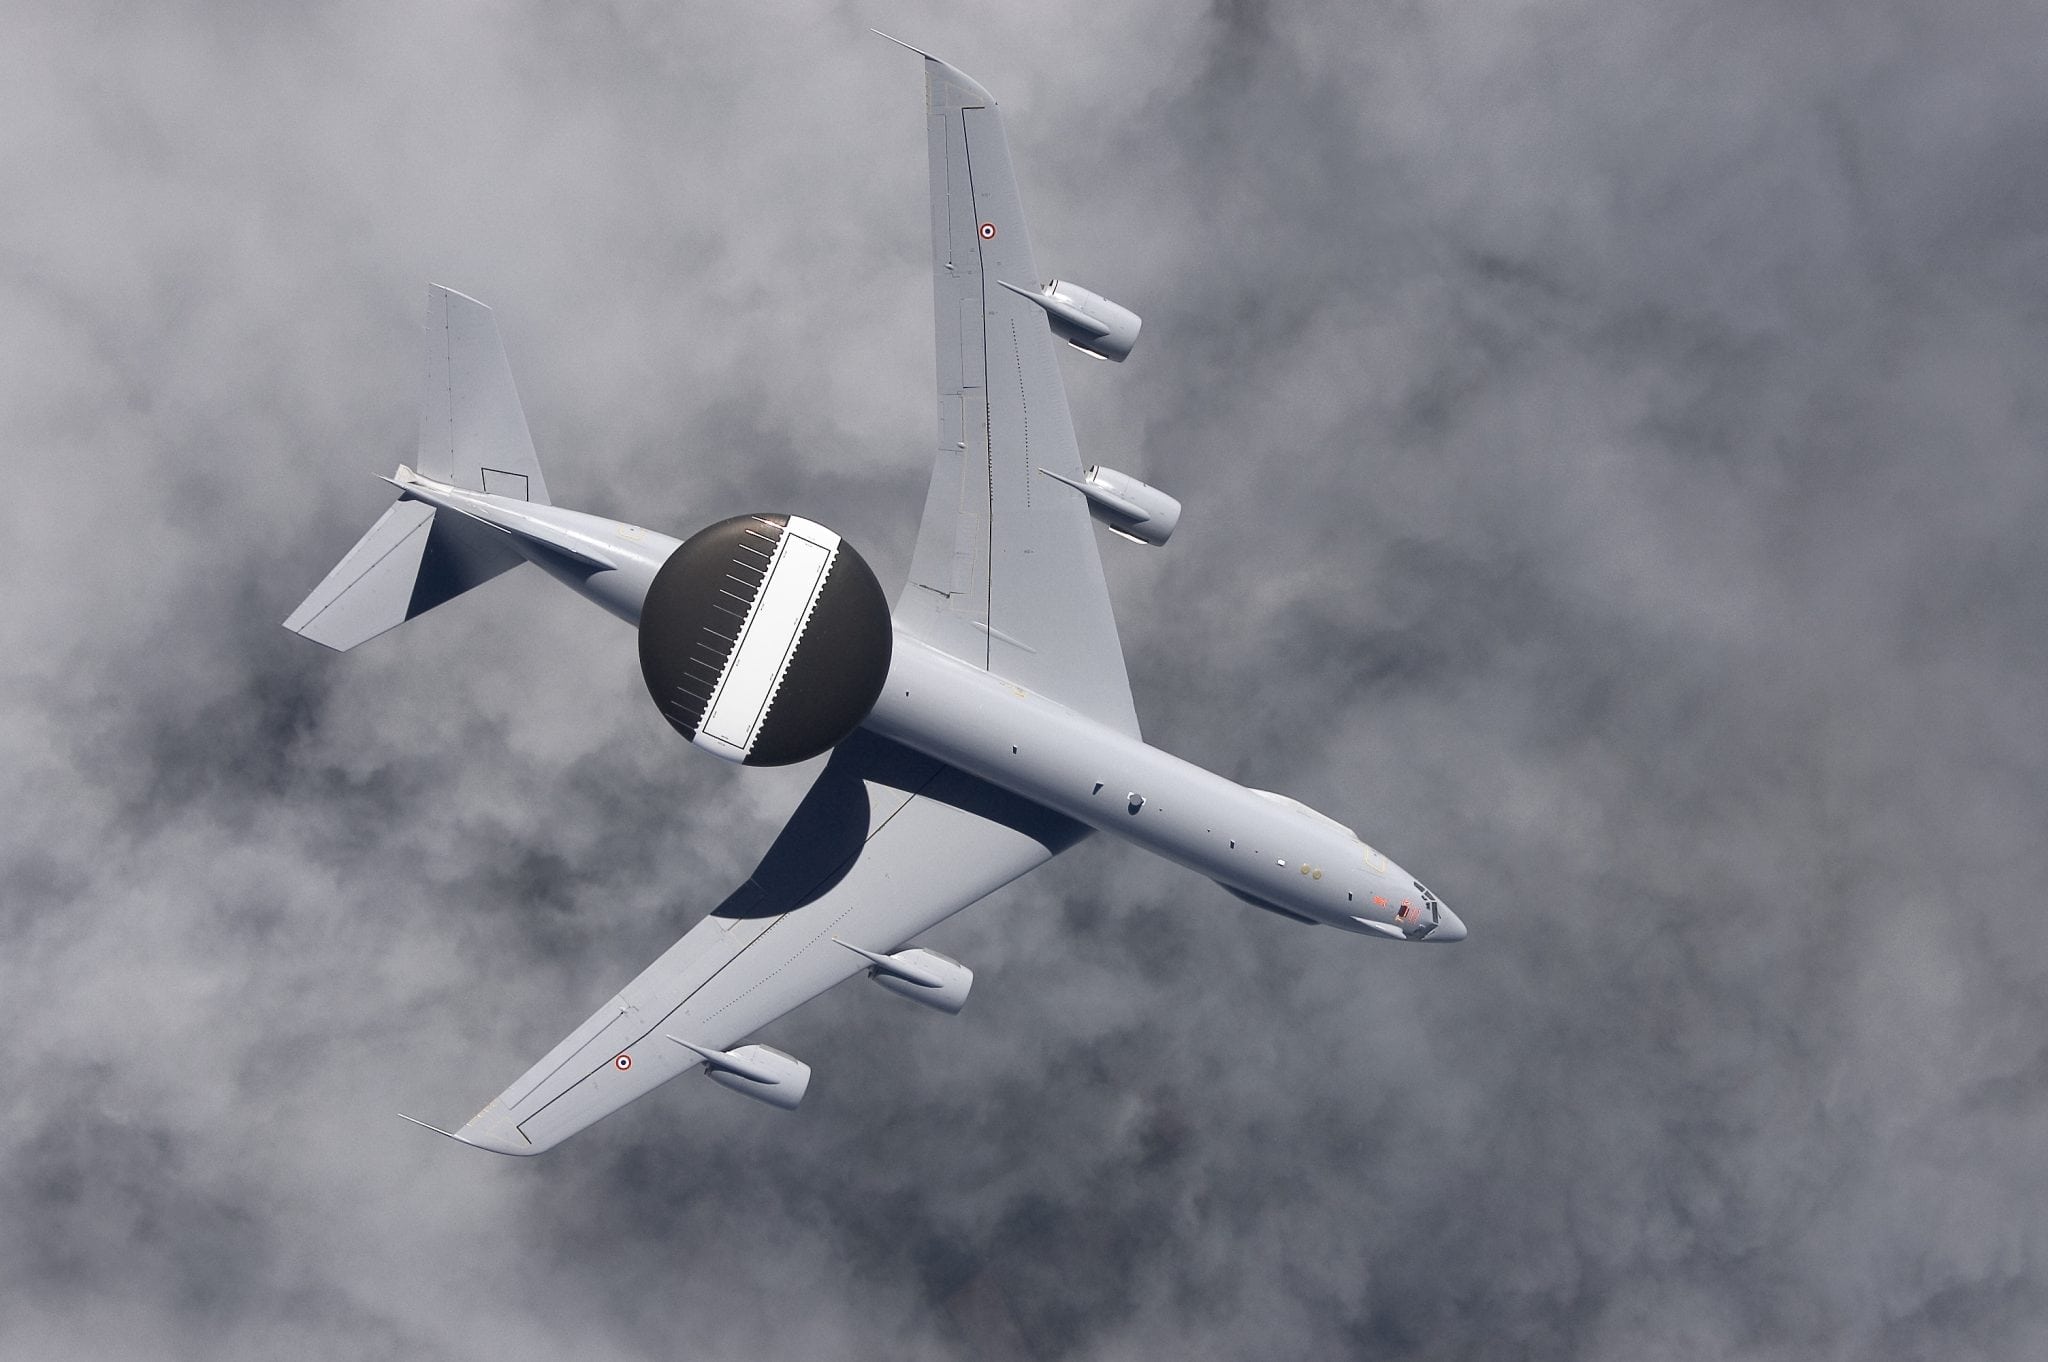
[416,285,550,505]
[283,286,545,651]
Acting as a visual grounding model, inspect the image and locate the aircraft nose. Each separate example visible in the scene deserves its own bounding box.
[1430,903,1467,943]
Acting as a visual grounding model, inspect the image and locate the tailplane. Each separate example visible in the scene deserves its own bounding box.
[284,286,546,651]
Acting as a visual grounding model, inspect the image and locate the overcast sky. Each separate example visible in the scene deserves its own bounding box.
[4,1,2047,1358]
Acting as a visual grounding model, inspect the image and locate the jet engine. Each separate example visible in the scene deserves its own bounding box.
[1001,279,1142,362]
[672,1039,812,1110]
[638,514,892,766]
[838,940,974,1014]
[1048,465,1182,546]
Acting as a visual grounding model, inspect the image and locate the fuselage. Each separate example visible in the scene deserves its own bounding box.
[396,476,1461,942]
[866,633,1462,941]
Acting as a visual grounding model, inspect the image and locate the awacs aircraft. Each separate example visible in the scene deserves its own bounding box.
[286,48,1465,1155]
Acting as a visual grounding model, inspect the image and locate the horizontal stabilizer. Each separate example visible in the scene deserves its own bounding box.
[283,498,522,651]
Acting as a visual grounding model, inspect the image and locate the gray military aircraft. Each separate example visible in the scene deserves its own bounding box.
[285,47,1464,1155]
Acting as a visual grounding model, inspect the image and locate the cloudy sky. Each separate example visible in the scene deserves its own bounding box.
[5,0,2047,1357]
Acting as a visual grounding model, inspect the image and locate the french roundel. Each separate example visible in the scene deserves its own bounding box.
[979,222,997,240]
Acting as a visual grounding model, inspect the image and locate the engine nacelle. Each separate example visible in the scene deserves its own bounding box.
[1050,464,1182,546]
[1001,279,1142,362]
[838,940,974,1014]
[675,1039,812,1111]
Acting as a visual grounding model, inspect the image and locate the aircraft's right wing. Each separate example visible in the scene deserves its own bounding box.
[894,54,1142,738]
[442,731,1085,1154]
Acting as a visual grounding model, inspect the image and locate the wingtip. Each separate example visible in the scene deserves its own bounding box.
[869,29,939,62]
[400,1109,542,1157]
[427,282,490,310]
[871,30,996,107]
[397,1112,470,1143]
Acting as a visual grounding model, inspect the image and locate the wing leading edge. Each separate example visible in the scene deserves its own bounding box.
[449,732,1085,1154]
[895,55,1141,737]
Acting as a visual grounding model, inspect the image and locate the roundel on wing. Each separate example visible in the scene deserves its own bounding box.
[637,514,891,766]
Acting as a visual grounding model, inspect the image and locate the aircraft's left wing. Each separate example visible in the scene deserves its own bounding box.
[894,52,1142,737]
[443,731,1085,1154]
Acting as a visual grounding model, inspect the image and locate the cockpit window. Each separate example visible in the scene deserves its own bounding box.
[1406,882,1443,938]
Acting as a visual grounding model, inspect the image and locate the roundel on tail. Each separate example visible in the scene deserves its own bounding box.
[638,514,891,766]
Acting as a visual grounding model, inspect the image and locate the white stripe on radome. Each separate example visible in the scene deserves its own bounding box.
[693,518,841,761]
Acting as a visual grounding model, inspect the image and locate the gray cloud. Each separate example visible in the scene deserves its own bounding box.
[4,0,2047,1357]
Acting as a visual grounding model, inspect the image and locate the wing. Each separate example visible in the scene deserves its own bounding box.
[446,731,1085,1154]
[894,55,1141,737]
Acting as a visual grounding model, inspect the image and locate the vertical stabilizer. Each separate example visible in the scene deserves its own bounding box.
[417,285,551,505]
